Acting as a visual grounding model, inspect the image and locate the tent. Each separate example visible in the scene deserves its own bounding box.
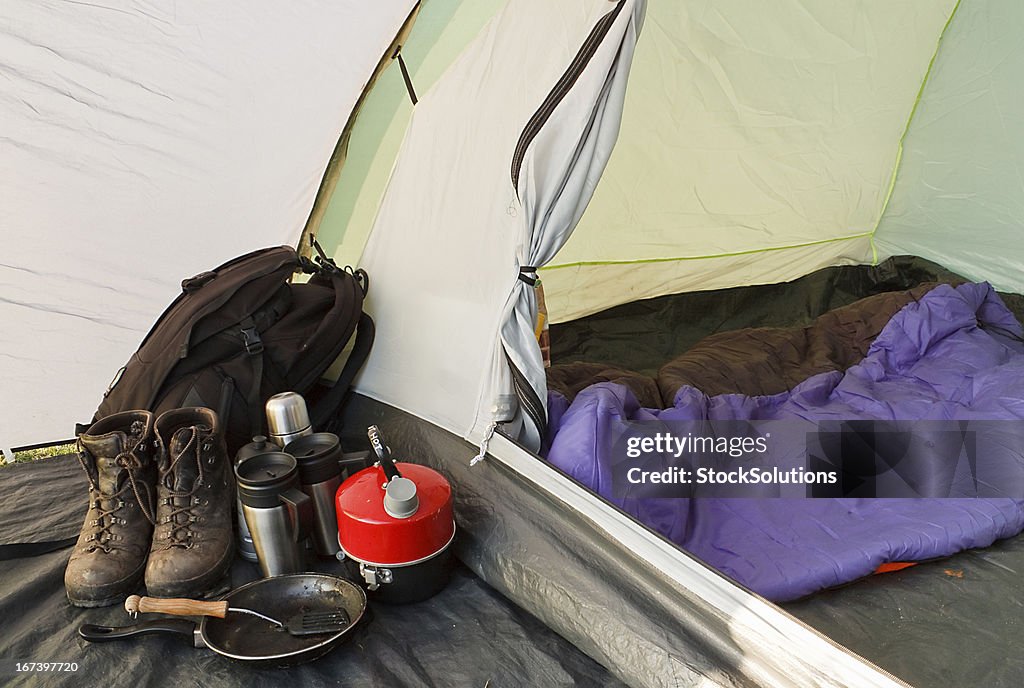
[5,1,1024,687]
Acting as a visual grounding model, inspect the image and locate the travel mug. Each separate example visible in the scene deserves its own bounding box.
[235,451,313,577]
[233,436,279,563]
[284,433,343,558]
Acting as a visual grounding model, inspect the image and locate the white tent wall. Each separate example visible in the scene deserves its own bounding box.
[875,0,1024,288]
[540,0,959,323]
[0,1,415,450]
[355,0,645,445]
[315,0,507,267]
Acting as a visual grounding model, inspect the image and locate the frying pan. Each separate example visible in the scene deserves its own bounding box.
[79,573,367,667]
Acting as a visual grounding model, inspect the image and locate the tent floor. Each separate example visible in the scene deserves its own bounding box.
[0,454,624,688]
[5,453,1022,686]
[785,537,1024,687]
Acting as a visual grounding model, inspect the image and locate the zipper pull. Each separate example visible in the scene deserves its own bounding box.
[470,422,497,467]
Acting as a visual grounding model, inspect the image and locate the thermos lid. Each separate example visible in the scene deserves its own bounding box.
[235,451,300,508]
[383,477,419,519]
[284,432,342,486]
[265,392,311,439]
[234,435,277,467]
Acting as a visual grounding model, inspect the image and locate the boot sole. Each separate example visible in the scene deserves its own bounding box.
[68,593,136,609]
[67,576,145,608]
[66,560,146,608]
[145,541,236,599]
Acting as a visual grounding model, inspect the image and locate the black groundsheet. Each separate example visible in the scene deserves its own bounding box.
[785,540,1024,687]
[0,454,624,688]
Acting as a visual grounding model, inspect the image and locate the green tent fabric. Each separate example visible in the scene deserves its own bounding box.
[875,0,1024,293]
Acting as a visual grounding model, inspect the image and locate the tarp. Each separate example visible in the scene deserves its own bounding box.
[0,1,416,449]
[0,454,622,688]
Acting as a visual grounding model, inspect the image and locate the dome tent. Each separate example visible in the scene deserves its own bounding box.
[318,0,1024,686]
[5,0,1024,686]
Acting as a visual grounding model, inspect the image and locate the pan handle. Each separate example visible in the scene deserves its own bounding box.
[79,619,197,643]
[125,595,229,618]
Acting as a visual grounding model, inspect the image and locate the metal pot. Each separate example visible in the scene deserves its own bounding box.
[79,573,366,667]
[335,426,455,604]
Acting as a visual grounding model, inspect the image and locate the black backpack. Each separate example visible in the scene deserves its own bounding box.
[86,245,374,452]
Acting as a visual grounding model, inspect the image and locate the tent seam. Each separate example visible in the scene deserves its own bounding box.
[868,0,963,266]
[540,231,872,271]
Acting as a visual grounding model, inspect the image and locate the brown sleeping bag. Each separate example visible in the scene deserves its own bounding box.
[546,361,661,409]
[656,283,946,405]
[546,282,955,410]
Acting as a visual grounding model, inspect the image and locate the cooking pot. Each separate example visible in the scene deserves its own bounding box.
[335,426,454,603]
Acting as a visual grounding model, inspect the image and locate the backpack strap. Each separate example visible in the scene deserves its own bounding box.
[239,316,265,438]
[311,312,375,430]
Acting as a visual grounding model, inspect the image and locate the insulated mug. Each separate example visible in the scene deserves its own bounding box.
[235,451,313,577]
[233,436,279,563]
[284,433,343,558]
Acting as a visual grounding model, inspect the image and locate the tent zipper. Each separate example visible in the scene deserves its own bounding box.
[510,0,625,194]
[503,347,547,440]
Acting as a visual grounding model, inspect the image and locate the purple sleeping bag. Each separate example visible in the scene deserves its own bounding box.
[546,283,1024,601]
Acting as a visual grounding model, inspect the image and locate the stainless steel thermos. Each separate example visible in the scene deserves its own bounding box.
[265,392,313,447]
[284,432,343,558]
[235,451,312,577]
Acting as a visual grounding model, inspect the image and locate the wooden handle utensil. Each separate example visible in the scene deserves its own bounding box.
[125,595,229,618]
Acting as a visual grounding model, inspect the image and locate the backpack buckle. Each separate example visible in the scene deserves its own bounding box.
[240,326,264,355]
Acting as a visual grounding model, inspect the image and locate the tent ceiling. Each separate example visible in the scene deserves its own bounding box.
[543,0,958,323]
[0,1,415,449]
[875,0,1024,294]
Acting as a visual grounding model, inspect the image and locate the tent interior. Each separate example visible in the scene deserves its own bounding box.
[311,0,1024,684]
[5,0,1024,686]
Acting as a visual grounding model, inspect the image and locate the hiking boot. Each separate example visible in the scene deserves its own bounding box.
[65,411,157,607]
[146,407,234,598]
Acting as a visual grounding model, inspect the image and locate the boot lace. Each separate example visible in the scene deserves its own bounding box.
[160,427,206,549]
[76,421,155,553]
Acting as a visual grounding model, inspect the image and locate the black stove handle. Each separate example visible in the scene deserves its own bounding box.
[367,425,401,482]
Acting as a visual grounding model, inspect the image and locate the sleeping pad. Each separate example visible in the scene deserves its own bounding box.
[545,282,1024,600]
